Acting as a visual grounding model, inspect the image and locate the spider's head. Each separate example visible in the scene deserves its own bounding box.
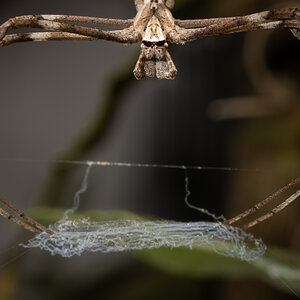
[135,0,174,11]
[133,41,177,80]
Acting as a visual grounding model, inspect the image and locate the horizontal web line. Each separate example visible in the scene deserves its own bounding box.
[0,158,260,172]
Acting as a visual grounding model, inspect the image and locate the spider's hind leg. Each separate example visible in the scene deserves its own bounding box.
[156,49,177,79]
[133,45,156,79]
[291,9,300,39]
[0,196,54,235]
[133,51,150,80]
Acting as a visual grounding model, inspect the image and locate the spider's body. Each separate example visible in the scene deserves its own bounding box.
[133,0,177,79]
[0,0,299,79]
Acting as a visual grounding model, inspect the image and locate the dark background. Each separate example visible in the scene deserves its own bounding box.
[0,0,299,299]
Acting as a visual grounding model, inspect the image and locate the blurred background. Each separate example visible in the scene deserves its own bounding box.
[0,0,299,299]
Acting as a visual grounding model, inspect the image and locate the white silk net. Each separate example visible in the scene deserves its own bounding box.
[21,162,267,261]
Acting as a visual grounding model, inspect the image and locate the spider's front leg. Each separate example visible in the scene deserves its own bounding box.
[1,32,98,47]
[169,7,300,43]
[0,196,53,235]
[0,15,140,46]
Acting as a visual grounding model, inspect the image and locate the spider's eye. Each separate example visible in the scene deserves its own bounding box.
[143,41,154,47]
[155,40,166,47]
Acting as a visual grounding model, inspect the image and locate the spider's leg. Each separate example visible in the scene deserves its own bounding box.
[0,15,133,40]
[0,16,141,45]
[169,8,300,43]
[1,32,96,47]
[175,8,300,28]
[133,51,147,80]
[0,207,41,234]
[225,177,300,226]
[35,15,133,28]
[224,176,300,230]
[175,17,238,29]
[0,196,53,235]
[242,189,300,230]
[156,50,177,79]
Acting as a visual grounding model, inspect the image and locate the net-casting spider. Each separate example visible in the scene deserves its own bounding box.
[0,0,299,79]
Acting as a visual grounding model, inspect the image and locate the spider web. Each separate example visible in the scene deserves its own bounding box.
[22,219,266,261]
[21,161,266,261]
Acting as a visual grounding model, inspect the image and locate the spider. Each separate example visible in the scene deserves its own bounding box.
[0,0,299,79]
[1,176,299,235]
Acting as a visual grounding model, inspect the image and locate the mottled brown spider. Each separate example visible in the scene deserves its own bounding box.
[0,0,299,79]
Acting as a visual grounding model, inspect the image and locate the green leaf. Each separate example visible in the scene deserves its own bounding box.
[136,247,300,295]
[28,207,144,224]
